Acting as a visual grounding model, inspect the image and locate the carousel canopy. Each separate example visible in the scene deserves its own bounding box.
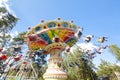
[25,19,82,53]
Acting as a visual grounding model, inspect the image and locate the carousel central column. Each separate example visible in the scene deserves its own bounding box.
[43,42,67,80]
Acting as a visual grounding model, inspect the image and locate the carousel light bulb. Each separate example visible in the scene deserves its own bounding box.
[41,20,44,23]
[28,27,31,30]
[54,37,60,42]
[71,20,74,23]
[57,17,61,20]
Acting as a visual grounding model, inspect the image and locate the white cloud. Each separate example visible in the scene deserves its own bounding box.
[10,31,19,38]
[10,31,19,42]
[69,42,98,54]
[77,42,98,51]
[116,62,120,66]
[0,0,8,7]
[15,31,19,36]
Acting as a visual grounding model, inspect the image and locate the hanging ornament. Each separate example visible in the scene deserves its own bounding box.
[0,54,7,60]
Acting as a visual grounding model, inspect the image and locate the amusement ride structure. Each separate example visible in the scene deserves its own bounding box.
[25,18,82,80]
[0,18,108,80]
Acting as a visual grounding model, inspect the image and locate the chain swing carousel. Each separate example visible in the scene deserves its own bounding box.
[25,18,82,80]
[0,45,38,80]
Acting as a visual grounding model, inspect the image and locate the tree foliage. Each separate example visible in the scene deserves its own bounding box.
[96,60,113,77]
[0,7,18,32]
[63,47,98,80]
[95,44,120,80]
[96,59,120,80]
[0,7,18,47]
[12,31,26,45]
[109,44,120,61]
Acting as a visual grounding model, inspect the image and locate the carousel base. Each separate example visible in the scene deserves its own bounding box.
[43,67,67,80]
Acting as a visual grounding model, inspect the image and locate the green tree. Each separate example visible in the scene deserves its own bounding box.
[109,44,120,61]
[0,6,18,79]
[12,31,26,45]
[96,44,120,80]
[96,60,113,77]
[0,7,18,47]
[63,46,97,80]
[96,59,120,80]
[0,7,18,32]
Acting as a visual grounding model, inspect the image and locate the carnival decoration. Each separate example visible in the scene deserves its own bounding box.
[25,18,82,80]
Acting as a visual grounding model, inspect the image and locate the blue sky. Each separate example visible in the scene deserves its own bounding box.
[4,0,120,67]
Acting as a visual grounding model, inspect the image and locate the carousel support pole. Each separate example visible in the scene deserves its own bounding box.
[43,43,67,80]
